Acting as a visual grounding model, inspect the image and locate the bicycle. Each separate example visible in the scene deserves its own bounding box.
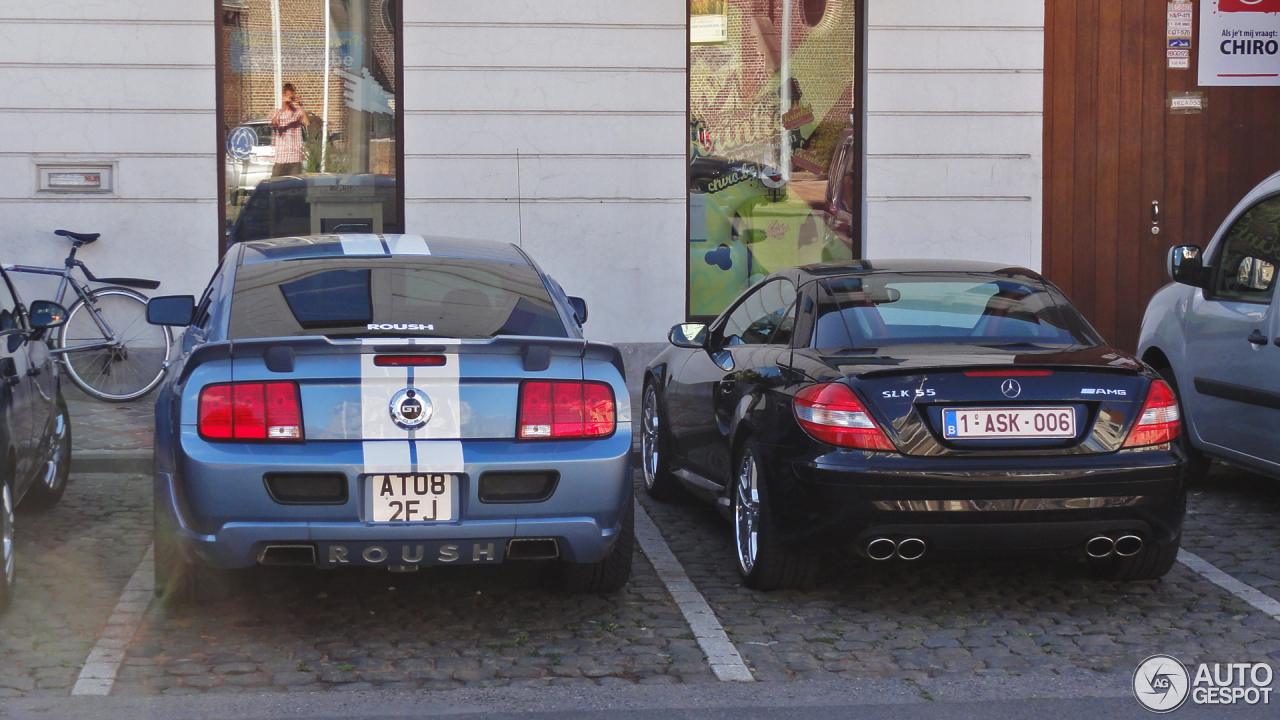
[6,230,172,402]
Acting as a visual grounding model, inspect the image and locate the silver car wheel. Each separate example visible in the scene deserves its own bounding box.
[2,484,14,590]
[642,386,660,490]
[734,450,759,576]
[44,411,68,490]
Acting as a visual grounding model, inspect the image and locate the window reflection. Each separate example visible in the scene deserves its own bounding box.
[220,0,401,246]
[689,0,858,318]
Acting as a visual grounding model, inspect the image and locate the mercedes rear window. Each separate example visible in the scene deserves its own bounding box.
[813,273,1100,349]
[228,257,568,340]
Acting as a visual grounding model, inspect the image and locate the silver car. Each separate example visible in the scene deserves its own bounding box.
[1138,171,1280,480]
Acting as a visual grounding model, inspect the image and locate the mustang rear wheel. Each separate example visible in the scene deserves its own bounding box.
[641,383,681,501]
[732,439,818,591]
[21,394,71,511]
[153,498,233,606]
[558,501,633,594]
[0,483,16,613]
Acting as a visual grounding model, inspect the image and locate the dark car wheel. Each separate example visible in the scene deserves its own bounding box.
[732,438,818,591]
[153,498,233,606]
[0,483,15,613]
[1089,532,1181,582]
[558,501,634,594]
[1154,366,1210,484]
[641,383,681,501]
[21,394,72,512]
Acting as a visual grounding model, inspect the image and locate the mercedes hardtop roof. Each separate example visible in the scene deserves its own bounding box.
[237,234,529,266]
[794,259,1043,280]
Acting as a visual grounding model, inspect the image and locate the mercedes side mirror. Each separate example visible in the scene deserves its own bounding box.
[1168,245,1205,287]
[147,295,196,326]
[568,296,588,324]
[27,300,68,329]
[669,323,708,349]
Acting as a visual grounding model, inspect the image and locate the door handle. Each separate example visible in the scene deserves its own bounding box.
[26,366,41,377]
[1248,329,1268,345]
[0,358,18,387]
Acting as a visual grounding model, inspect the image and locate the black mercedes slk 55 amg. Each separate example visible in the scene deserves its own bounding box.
[642,260,1187,590]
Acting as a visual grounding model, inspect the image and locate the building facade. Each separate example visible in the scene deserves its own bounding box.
[0,0,1043,347]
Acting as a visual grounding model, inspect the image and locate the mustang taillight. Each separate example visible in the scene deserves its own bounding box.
[1121,379,1181,448]
[199,382,303,441]
[518,381,615,439]
[794,383,895,452]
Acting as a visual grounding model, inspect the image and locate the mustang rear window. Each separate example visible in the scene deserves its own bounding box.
[228,257,568,340]
[813,273,1100,348]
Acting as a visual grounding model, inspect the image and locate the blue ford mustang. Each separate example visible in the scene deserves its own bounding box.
[147,235,633,603]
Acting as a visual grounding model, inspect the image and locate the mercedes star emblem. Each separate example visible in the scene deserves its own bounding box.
[1001,379,1022,398]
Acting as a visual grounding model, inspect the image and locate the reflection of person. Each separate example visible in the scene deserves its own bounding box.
[269,83,310,177]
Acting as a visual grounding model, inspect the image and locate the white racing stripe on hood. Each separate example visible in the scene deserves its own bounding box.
[339,234,386,256]
[388,234,431,255]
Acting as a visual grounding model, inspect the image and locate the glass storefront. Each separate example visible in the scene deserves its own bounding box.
[688,0,860,318]
[218,0,402,248]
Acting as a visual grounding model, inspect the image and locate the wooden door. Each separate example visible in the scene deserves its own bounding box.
[1044,0,1280,351]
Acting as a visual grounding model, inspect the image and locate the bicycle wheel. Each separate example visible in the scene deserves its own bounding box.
[57,287,172,402]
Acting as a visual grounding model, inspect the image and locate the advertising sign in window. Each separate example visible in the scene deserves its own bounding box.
[219,0,403,249]
[1199,0,1280,85]
[688,0,860,318]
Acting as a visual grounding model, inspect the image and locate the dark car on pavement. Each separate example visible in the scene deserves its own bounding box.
[642,260,1188,590]
[0,268,71,613]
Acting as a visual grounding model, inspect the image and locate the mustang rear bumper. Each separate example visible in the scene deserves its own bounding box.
[159,431,632,569]
[776,446,1185,552]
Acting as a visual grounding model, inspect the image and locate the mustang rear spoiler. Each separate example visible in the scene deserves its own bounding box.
[180,336,626,383]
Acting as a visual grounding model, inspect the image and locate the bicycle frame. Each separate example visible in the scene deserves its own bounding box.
[5,262,122,355]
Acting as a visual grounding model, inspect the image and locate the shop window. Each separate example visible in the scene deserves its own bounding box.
[688,0,861,319]
[218,0,403,250]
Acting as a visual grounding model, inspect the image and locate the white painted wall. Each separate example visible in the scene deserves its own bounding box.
[0,0,219,304]
[0,0,1047,346]
[400,1,687,345]
[864,0,1044,271]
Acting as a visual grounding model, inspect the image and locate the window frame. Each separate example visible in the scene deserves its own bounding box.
[1206,192,1280,305]
[685,0,867,323]
[215,0,406,258]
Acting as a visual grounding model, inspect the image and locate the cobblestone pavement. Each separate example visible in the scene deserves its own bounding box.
[62,384,152,454]
[0,474,153,698]
[7,393,1280,699]
[111,553,712,696]
[1183,466,1280,603]
[635,469,1280,683]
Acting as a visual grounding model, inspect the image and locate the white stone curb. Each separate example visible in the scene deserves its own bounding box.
[1179,549,1280,623]
[633,502,754,682]
[71,544,155,696]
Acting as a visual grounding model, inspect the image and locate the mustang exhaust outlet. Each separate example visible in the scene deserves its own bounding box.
[896,538,926,561]
[1113,535,1144,557]
[865,537,897,561]
[1085,536,1115,559]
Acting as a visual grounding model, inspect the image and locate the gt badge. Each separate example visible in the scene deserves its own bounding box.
[389,388,432,429]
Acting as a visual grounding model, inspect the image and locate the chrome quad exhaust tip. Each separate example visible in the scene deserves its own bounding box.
[1085,536,1115,559]
[1113,535,1144,557]
[865,537,897,561]
[895,537,926,561]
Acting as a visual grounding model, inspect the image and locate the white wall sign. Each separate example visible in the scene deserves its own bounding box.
[1199,0,1280,86]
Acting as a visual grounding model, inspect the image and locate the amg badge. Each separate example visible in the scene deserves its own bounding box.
[389,388,432,429]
